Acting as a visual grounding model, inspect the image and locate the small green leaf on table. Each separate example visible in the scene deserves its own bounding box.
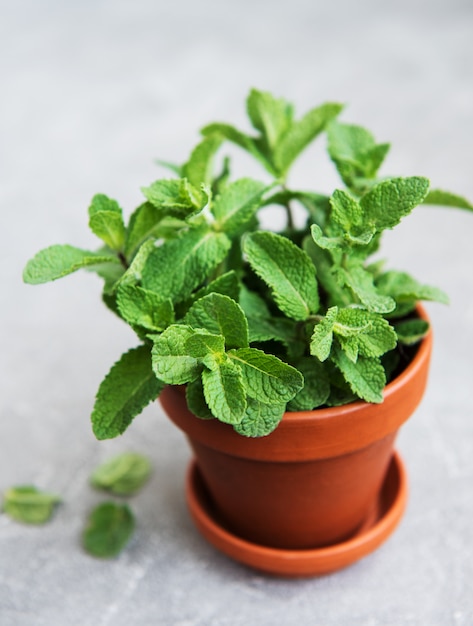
[3,486,61,524]
[90,452,152,496]
[82,502,135,559]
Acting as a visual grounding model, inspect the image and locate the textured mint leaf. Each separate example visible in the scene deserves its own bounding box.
[89,213,126,251]
[233,397,286,437]
[3,486,60,524]
[247,315,296,347]
[303,237,352,307]
[82,502,135,559]
[115,239,156,289]
[423,189,473,211]
[183,134,223,188]
[244,231,319,320]
[202,360,246,424]
[287,357,330,411]
[186,377,214,420]
[310,223,345,252]
[185,331,225,370]
[332,347,385,403]
[375,271,449,305]
[151,325,201,385]
[330,189,363,231]
[239,285,271,319]
[228,347,303,403]
[125,202,163,258]
[196,271,240,302]
[185,293,248,349]
[335,309,397,359]
[212,178,266,235]
[116,285,174,332]
[273,102,343,175]
[92,345,163,440]
[246,89,293,151]
[141,226,231,302]
[327,121,390,189]
[90,452,152,496]
[360,177,430,231]
[201,123,276,175]
[141,178,206,217]
[333,307,373,336]
[23,245,119,284]
[394,319,430,345]
[310,306,338,361]
[88,194,126,250]
[340,264,396,313]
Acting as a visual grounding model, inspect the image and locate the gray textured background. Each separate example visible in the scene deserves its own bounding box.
[1,1,473,624]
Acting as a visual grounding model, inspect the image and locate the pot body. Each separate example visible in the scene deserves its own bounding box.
[160,317,432,550]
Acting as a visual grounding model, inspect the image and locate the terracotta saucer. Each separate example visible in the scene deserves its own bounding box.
[185,452,408,577]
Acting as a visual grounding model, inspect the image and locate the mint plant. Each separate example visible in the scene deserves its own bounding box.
[23,89,472,439]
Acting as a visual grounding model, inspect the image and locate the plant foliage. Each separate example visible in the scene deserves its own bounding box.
[24,89,471,438]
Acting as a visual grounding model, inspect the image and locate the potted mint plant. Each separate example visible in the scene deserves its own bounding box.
[23,89,472,576]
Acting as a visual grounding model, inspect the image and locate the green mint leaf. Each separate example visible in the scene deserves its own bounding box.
[88,194,126,251]
[376,270,449,305]
[185,293,249,349]
[82,502,135,559]
[183,134,223,188]
[201,123,277,176]
[332,347,385,403]
[141,225,231,303]
[360,176,430,231]
[423,189,473,211]
[202,359,246,424]
[287,357,330,410]
[196,270,240,302]
[151,325,201,385]
[90,452,152,496]
[303,237,352,307]
[394,319,430,345]
[114,240,157,294]
[212,178,267,235]
[310,306,338,361]
[310,223,345,252]
[125,202,164,259]
[244,231,319,320]
[247,315,296,347]
[335,308,397,359]
[246,88,293,151]
[273,102,343,175]
[233,397,286,437]
[340,264,396,313]
[141,178,207,218]
[330,189,363,231]
[327,121,390,191]
[3,486,60,524]
[186,377,214,420]
[23,245,119,284]
[92,345,163,440]
[229,347,303,404]
[185,331,225,370]
[117,285,174,332]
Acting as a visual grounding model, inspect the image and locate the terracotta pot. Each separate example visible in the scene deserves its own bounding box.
[159,308,432,569]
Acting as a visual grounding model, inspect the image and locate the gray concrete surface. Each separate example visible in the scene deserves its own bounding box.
[1,0,472,624]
